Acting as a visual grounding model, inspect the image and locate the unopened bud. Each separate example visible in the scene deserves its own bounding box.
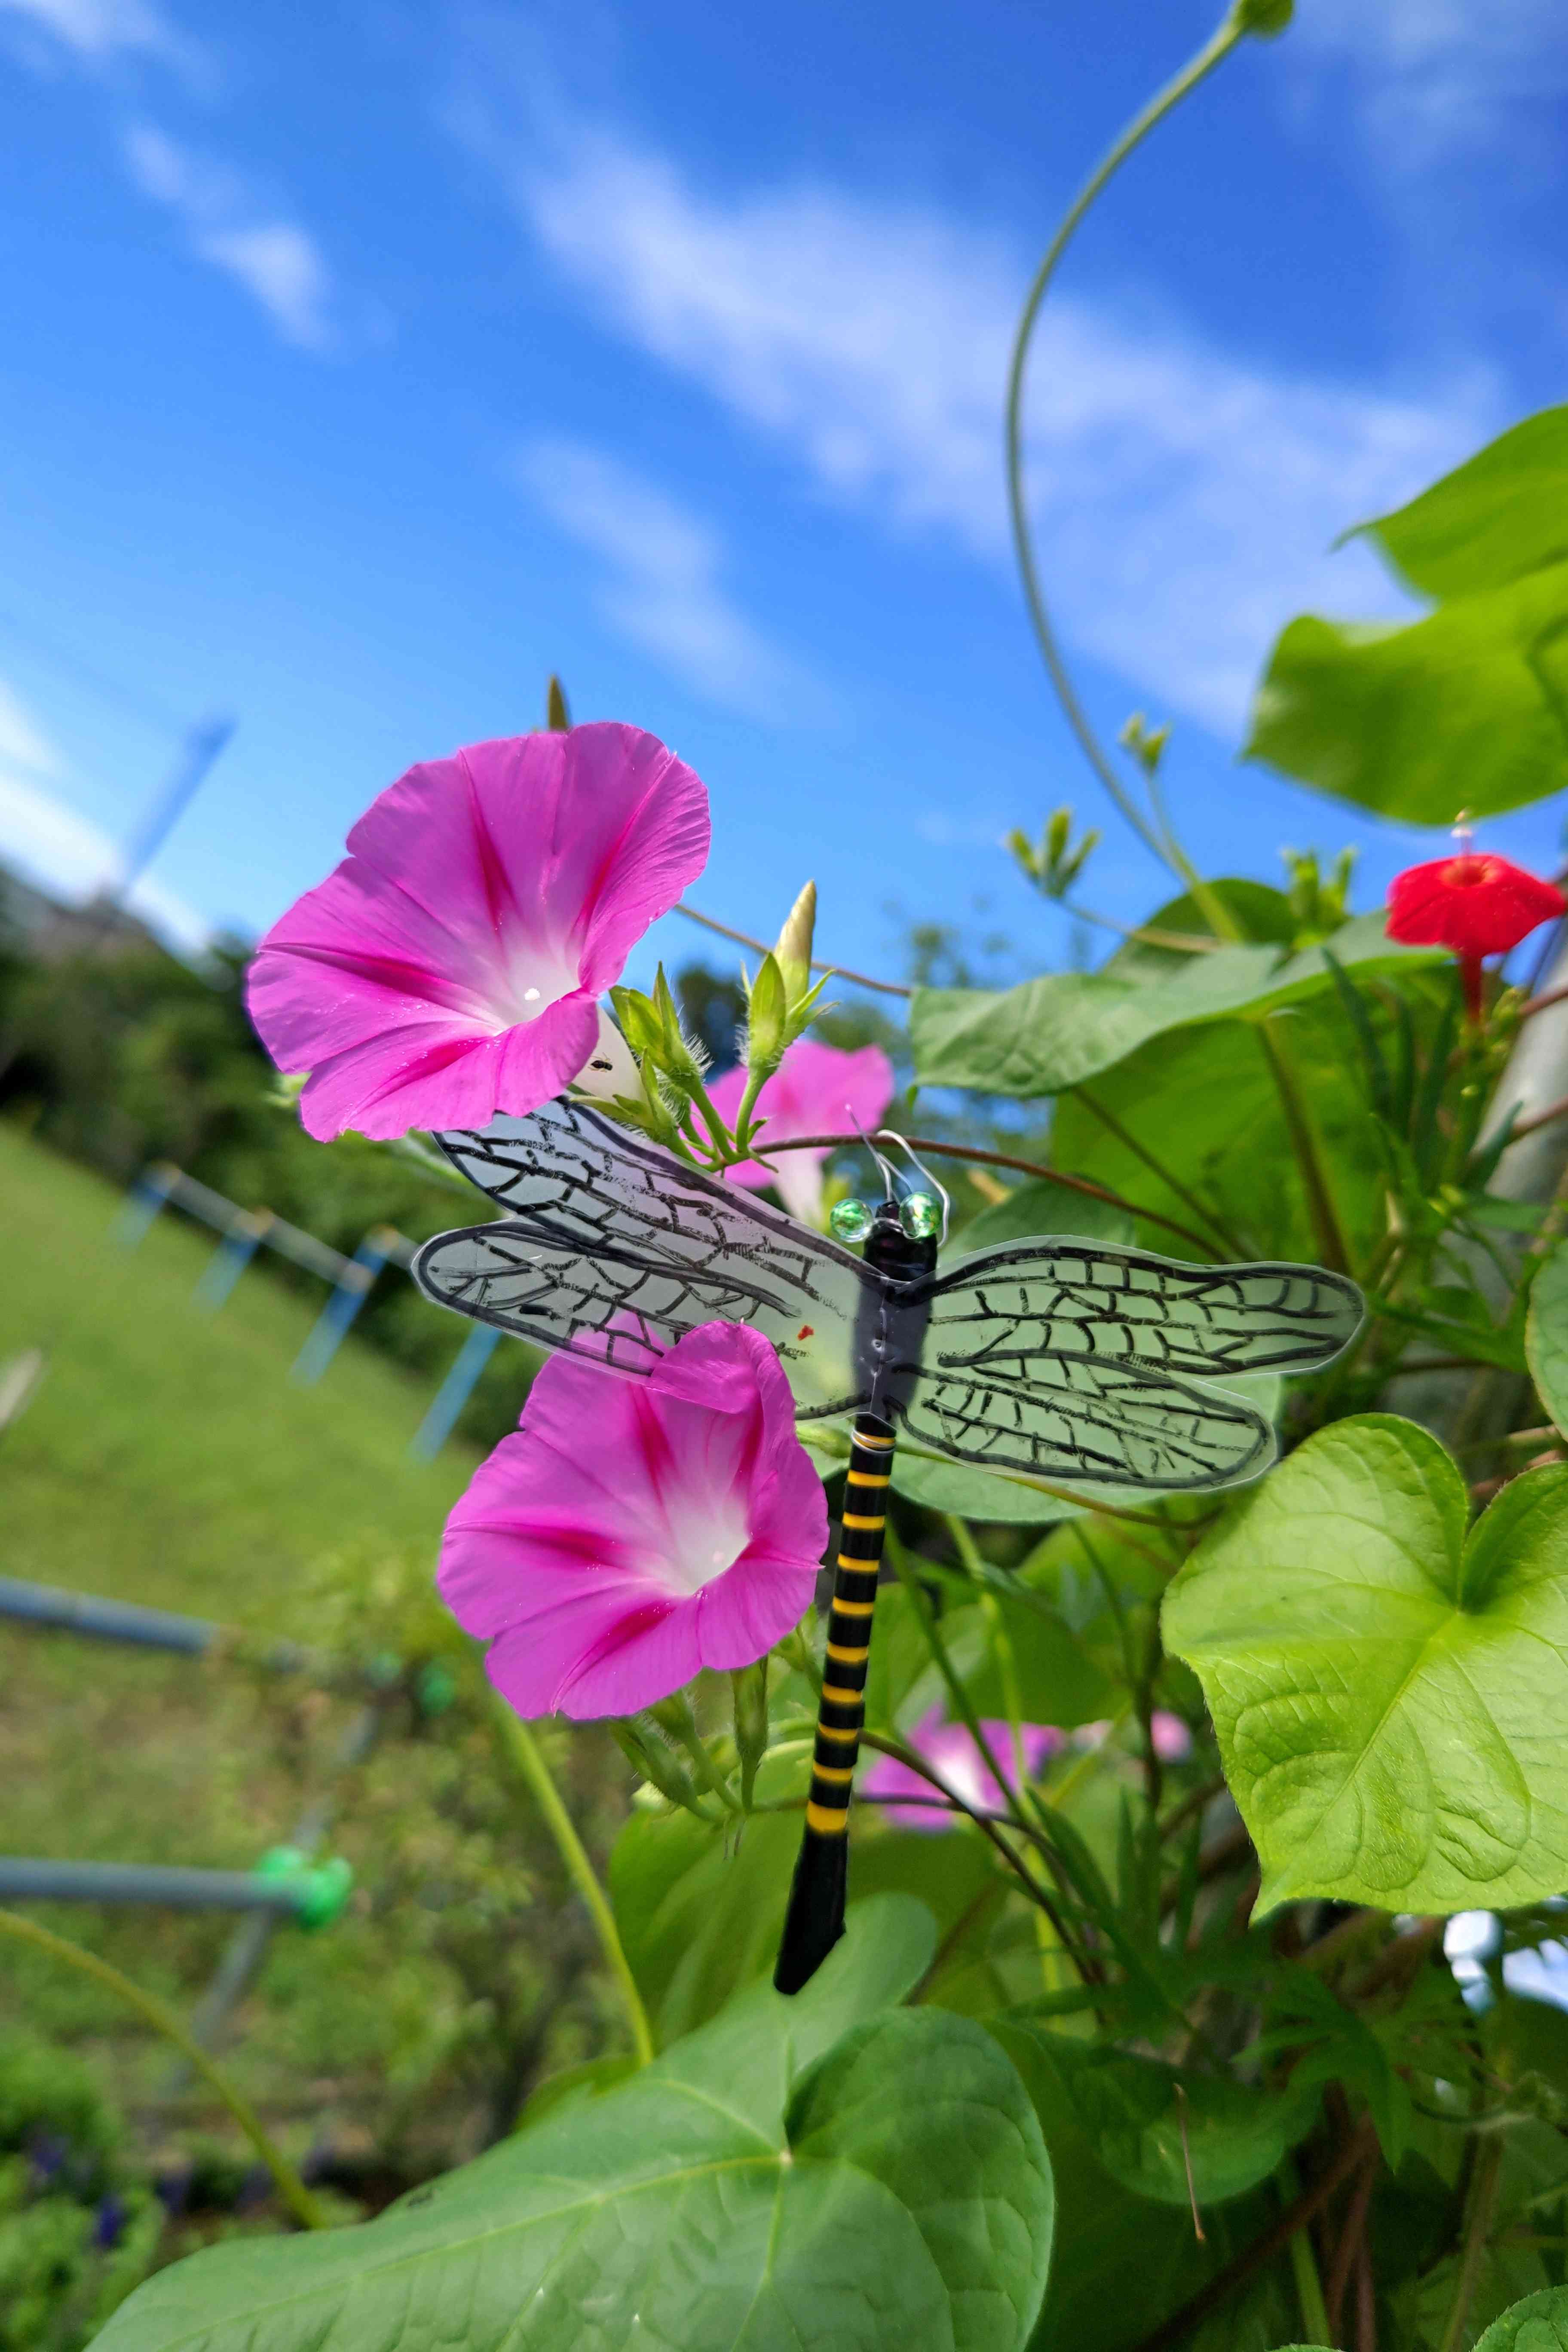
[732,1659,769,1812]
[746,952,788,1077]
[545,675,571,731]
[1229,0,1292,34]
[773,881,817,1005]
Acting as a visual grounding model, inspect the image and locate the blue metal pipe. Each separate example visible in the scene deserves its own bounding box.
[0,1858,310,1917]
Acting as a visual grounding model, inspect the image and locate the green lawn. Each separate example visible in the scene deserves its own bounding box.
[0,1123,530,2168]
[0,1121,475,1618]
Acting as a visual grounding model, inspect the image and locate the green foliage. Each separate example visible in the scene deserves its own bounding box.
[94,1902,1053,2352]
[1526,1235,1568,1438]
[998,2026,1316,2206]
[1246,410,1568,821]
[16,33,1568,2351]
[956,1179,1135,1251]
[1474,2286,1568,2352]
[910,913,1439,1099]
[1165,1419,1568,1911]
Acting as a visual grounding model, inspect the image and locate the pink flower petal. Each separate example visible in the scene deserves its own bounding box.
[438,1321,827,1720]
[863,1708,1065,1830]
[247,724,710,1140]
[708,1039,895,1223]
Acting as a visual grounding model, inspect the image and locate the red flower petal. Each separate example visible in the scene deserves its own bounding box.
[1385,854,1565,961]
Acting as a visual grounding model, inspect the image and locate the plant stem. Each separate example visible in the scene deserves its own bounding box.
[1132,2119,1378,2352]
[1004,4,1247,925]
[1258,1018,1353,1273]
[1439,2134,1504,2352]
[760,1129,1221,1256]
[1284,2161,1334,2350]
[492,1706,655,2069]
[674,900,912,999]
[1072,1089,1248,1255]
[0,1908,328,2230]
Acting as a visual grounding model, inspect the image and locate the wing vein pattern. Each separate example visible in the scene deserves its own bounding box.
[411,1101,1363,1488]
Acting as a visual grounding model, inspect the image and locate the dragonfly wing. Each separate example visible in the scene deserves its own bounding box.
[895,1240,1362,1488]
[922,1241,1363,1381]
[898,1350,1274,1488]
[414,1099,873,1417]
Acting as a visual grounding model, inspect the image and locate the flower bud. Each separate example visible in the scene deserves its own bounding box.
[772,880,817,1006]
[545,674,571,731]
[732,1658,769,1812]
[746,951,789,1078]
[1229,0,1292,34]
[608,984,663,1062]
[609,1718,707,1816]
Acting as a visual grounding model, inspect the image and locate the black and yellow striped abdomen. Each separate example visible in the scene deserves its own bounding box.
[774,1412,894,1993]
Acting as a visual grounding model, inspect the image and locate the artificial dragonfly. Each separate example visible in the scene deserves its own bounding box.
[410,1093,1363,1994]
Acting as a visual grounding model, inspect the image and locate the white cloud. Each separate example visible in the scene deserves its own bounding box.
[1290,0,1568,174]
[514,438,823,721]
[0,680,60,776]
[122,122,335,349]
[193,225,334,351]
[0,684,208,950]
[0,0,208,89]
[0,0,181,64]
[472,112,1491,739]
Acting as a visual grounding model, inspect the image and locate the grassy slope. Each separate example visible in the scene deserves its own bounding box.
[0,1124,508,2139]
[0,1122,474,1616]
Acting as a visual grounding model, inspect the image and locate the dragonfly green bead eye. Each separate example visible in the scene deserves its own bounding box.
[899,1191,942,1241]
[830,1198,873,1244]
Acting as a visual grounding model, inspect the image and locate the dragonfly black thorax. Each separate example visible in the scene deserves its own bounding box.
[854,1200,937,1421]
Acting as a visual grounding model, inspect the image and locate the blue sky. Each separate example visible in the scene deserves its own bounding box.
[1,0,1566,992]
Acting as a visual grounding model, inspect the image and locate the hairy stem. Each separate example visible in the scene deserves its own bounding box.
[493,1706,656,2068]
[0,1908,328,2229]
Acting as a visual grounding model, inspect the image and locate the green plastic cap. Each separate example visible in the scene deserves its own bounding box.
[254,1847,355,1932]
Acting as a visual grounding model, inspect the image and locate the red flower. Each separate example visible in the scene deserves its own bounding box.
[1386,851,1565,1020]
[1387,854,1565,960]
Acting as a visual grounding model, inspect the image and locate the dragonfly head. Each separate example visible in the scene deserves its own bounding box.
[828,1130,947,1274]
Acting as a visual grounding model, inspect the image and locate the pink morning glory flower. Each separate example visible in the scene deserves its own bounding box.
[862,1705,1065,1832]
[708,1038,896,1226]
[438,1321,828,1721]
[246,724,710,1141]
[1150,1710,1193,1763]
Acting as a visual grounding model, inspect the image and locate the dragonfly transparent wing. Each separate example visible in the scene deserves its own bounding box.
[895,1240,1362,1488]
[412,1099,872,1418]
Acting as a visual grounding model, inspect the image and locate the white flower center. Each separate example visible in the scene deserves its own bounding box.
[657,1493,751,1597]
[487,942,582,1031]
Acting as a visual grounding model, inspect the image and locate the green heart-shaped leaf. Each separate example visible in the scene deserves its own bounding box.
[1164,1418,1568,1913]
[1475,2285,1568,2352]
[998,2025,1315,2207]
[1243,573,1568,825]
[92,1898,1053,2352]
[1527,1237,1568,1441]
[1348,407,1568,601]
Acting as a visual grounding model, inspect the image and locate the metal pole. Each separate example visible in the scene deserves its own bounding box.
[291,1227,398,1386]
[0,1859,314,1917]
[192,1210,272,1312]
[113,1162,180,1247]
[0,1575,320,1676]
[169,1703,382,2082]
[410,1323,501,1460]
[112,718,236,904]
